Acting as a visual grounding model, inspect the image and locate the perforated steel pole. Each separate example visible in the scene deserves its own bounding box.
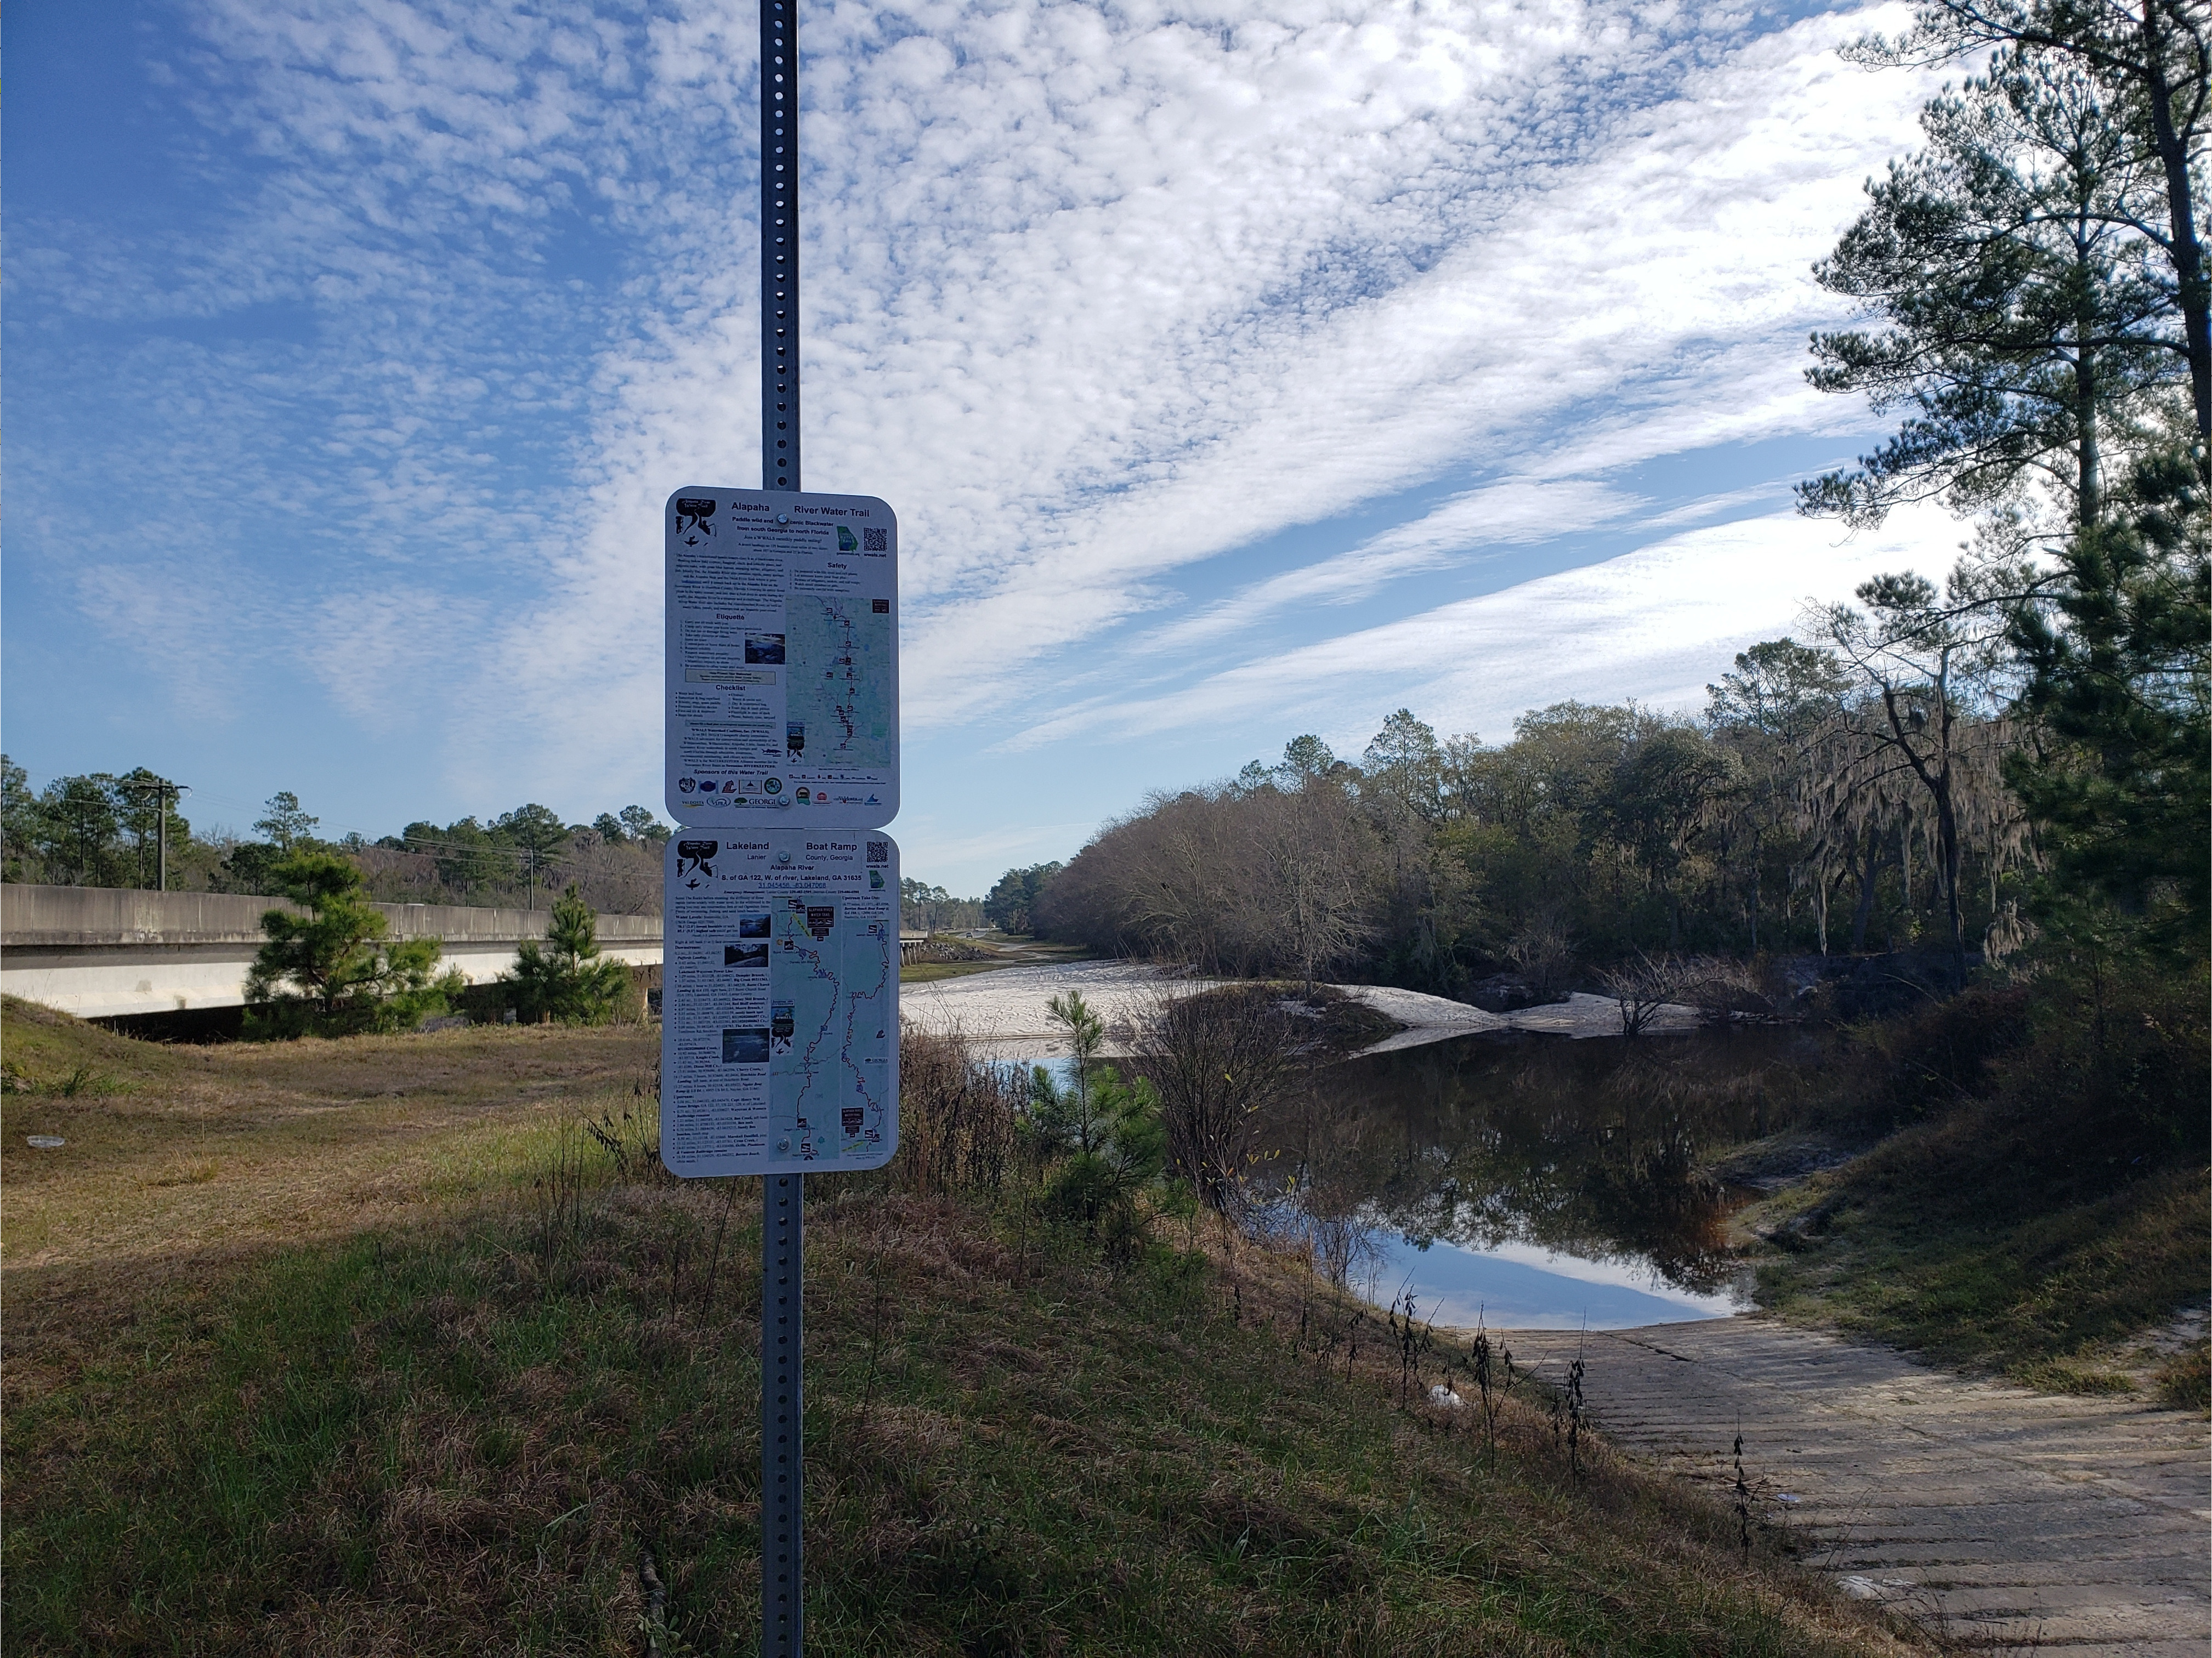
[759,3,803,1655]
[763,0,799,496]
[762,1171,802,1657]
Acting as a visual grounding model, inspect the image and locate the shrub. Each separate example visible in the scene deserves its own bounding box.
[1138,984,1296,1212]
[892,1027,1022,1197]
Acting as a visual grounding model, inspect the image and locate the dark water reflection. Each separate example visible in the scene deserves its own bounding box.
[1250,1028,1814,1330]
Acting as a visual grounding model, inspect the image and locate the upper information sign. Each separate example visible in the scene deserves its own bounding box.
[665,487,897,826]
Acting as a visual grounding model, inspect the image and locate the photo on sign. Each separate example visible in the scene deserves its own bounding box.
[724,941,768,968]
[736,912,771,938]
[722,1027,771,1065]
[745,634,786,665]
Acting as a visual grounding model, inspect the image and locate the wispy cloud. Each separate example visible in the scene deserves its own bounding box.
[5,0,1943,865]
[1002,501,1964,753]
[1135,477,1643,656]
[485,0,1935,796]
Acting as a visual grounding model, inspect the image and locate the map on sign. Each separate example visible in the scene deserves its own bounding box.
[769,893,893,1160]
[663,487,898,827]
[785,595,893,770]
[660,831,898,1177]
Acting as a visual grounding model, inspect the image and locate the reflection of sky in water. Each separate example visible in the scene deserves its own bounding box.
[1002,1051,1746,1330]
[1356,1233,1743,1331]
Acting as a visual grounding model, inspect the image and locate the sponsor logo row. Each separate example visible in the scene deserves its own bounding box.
[677,776,882,809]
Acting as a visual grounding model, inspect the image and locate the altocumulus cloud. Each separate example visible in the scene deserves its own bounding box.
[5,0,1947,844]
[494,0,1943,796]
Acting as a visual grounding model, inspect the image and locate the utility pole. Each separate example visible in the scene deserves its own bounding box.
[761,5,803,1654]
[120,777,187,890]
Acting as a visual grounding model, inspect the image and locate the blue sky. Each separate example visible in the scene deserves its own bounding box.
[4,0,1970,896]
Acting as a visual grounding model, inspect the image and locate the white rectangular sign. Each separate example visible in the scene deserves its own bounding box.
[660,830,899,1177]
[665,487,898,826]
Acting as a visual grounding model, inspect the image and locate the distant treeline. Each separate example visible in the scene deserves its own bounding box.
[1023,594,2203,995]
[901,879,984,934]
[0,769,675,916]
[2,764,996,926]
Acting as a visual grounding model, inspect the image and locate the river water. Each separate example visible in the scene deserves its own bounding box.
[1244,1026,1812,1330]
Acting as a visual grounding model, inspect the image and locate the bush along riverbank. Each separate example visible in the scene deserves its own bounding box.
[0,1008,1925,1656]
[1745,961,2210,1410]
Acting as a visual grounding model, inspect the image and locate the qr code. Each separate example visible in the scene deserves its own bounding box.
[862,527,888,552]
[866,839,888,865]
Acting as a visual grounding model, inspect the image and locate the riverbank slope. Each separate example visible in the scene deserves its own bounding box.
[1,997,1909,1655]
[1737,978,2210,1407]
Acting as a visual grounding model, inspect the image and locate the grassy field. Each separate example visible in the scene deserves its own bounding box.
[1,996,657,1270]
[0,998,1921,1656]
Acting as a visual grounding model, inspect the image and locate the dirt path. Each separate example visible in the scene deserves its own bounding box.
[1501,1319,2210,1654]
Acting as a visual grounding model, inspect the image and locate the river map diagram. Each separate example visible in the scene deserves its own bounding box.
[786,597,891,769]
[769,894,892,1161]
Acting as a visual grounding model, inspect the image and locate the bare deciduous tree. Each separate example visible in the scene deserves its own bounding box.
[1595,953,1692,1037]
[1137,985,1298,1213]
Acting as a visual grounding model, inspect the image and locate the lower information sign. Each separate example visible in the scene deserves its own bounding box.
[661,830,899,1177]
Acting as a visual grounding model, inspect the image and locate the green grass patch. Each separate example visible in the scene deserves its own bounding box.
[1,995,177,1094]
[5,1179,1904,1655]
[897,958,1017,984]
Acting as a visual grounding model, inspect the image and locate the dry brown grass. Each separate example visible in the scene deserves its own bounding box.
[0,996,659,1269]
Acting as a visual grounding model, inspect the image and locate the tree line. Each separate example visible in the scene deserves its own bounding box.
[1023,1,2209,997]
[0,764,1011,934]
[900,879,984,933]
[0,769,676,916]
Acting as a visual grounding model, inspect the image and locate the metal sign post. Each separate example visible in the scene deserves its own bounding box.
[762,1166,801,1655]
[655,7,903,1654]
[763,0,799,496]
[761,7,802,1651]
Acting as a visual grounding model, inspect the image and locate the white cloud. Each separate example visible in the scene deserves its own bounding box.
[8,0,1949,835]
[475,0,1936,800]
[1003,500,1964,752]
[1133,476,1643,657]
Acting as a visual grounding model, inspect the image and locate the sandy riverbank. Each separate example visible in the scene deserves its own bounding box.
[899,959,1697,1058]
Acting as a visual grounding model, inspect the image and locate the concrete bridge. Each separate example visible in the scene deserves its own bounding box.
[0,885,663,1020]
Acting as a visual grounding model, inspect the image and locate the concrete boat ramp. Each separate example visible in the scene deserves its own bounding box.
[1503,1320,2210,1655]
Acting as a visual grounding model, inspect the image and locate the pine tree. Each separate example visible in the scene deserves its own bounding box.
[245,851,463,1036]
[501,884,632,1024]
[1801,48,2183,530]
